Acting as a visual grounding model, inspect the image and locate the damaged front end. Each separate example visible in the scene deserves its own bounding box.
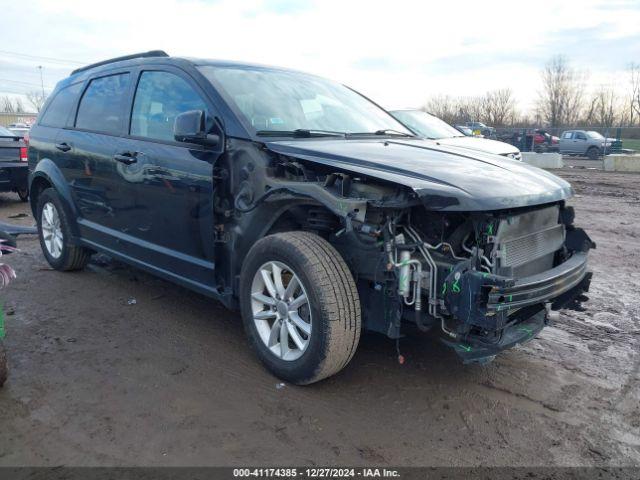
[231,140,595,364]
[342,199,595,363]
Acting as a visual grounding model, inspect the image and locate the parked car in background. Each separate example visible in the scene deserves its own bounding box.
[533,129,559,152]
[559,130,614,160]
[454,125,475,136]
[28,51,593,384]
[465,121,495,138]
[7,123,31,138]
[390,110,521,161]
[0,126,29,201]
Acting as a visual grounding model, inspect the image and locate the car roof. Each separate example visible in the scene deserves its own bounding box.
[66,50,315,86]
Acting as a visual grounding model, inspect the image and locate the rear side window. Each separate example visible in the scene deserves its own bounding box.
[130,71,207,142]
[562,132,573,139]
[75,73,130,134]
[39,83,83,128]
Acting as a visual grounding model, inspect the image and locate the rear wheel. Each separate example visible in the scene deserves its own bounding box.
[587,147,599,160]
[240,231,361,384]
[37,188,91,271]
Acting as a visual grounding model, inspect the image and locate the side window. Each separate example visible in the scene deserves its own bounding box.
[131,71,207,142]
[75,73,130,134]
[575,132,587,140]
[562,132,573,139]
[39,83,83,128]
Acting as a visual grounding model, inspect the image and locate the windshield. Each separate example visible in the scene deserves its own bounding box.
[587,131,604,140]
[390,110,463,139]
[198,66,412,136]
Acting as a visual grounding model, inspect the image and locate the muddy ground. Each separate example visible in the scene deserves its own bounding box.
[0,164,638,467]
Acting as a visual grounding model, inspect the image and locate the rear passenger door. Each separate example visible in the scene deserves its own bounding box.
[58,71,133,248]
[115,68,220,287]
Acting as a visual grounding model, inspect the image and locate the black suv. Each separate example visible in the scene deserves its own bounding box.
[28,51,594,384]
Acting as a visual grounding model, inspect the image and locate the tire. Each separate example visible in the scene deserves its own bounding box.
[36,188,91,271]
[0,342,7,388]
[587,147,599,160]
[17,188,29,202]
[240,231,361,384]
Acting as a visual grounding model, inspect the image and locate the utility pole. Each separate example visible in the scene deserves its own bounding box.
[37,65,44,97]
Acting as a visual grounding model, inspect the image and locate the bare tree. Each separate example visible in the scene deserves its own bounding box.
[423,95,458,124]
[13,98,25,114]
[536,55,586,127]
[483,89,517,126]
[0,96,16,113]
[26,90,47,112]
[629,63,640,126]
[457,96,485,124]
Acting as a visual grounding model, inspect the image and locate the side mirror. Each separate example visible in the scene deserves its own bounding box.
[174,110,220,147]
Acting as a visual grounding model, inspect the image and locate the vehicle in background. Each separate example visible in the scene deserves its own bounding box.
[465,121,495,138]
[7,123,31,138]
[454,125,475,136]
[559,130,614,160]
[391,110,521,161]
[0,126,29,201]
[28,51,593,384]
[533,129,560,152]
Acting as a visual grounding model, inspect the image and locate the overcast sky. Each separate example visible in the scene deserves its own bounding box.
[1,0,639,114]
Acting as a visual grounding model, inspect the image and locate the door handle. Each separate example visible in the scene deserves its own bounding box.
[55,142,71,152]
[113,152,138,165]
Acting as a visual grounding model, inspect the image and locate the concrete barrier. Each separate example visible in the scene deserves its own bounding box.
[521,152,564,169]
[603,154,640,172]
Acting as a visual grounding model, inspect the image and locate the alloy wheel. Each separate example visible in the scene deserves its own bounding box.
[41,202,63,259]
[250,261,312,361]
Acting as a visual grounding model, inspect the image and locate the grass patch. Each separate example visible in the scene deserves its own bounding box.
[621,138,640,152]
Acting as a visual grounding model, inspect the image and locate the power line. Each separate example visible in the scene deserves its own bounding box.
[0,49,86,66]
[0,78,55,89]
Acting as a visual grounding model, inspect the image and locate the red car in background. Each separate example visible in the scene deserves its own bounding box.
[533,129,560,152]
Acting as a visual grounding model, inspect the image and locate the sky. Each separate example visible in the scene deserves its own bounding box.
[0,0,639,114]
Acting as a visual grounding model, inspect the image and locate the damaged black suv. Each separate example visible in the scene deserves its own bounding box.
[28,51,594,384]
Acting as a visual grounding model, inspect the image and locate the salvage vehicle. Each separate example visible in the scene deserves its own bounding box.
[27,51,594,384]
[391,109,521,161]
[0,126,29,201]
[559,130,614,160]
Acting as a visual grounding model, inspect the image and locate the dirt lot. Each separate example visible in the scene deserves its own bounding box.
[0,166,638,467]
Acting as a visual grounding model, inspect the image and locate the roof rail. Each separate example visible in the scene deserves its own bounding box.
[71,50,169,75]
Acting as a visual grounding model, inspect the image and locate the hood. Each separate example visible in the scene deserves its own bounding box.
[266,138,572,211]
[436,136,519,156]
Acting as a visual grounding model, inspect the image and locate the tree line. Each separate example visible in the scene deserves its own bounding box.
[425,55,640,129]
[1,91,47,114]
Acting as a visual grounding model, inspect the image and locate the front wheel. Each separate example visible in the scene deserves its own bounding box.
[240,232,361,384]
[37,188,92,271]
[587,147,600,160]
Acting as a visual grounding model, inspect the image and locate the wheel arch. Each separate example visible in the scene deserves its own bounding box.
[29,158,80,236]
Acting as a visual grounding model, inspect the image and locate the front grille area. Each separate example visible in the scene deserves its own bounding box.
[501,224,565,268]
[493,205,565,278]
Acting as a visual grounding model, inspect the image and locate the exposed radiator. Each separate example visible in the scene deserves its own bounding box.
[493,205,565,278]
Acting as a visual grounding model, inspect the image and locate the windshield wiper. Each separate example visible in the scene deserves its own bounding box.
[349,129,414,137]
[256,129,346,138]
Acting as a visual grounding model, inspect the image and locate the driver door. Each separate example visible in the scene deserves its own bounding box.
[116,68,223,289]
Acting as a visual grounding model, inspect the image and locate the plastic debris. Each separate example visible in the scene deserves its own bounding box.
[276,382,286,390]
[127,298,137,305]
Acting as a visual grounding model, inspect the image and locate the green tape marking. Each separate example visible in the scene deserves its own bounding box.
[442,283,448,295]
[518,327,533,337]
[459,344,472,352]
[452,279,461,293]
